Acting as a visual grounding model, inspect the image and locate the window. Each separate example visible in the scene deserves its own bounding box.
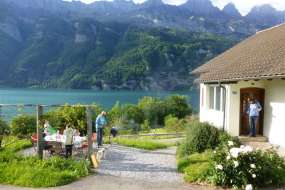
[209,86,215,109]
[208,86,225,111]
[215,87,221,111]
[201,87,204,107]
[221,88,225,112]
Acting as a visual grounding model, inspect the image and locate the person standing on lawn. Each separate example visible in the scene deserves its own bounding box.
[96,111,107,148]
[247,98,262,137]
[64,124,75,158]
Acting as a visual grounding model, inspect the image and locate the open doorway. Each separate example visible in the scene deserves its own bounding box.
[240,88,265,136]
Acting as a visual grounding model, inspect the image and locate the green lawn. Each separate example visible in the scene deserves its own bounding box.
[177,150,212,183]
[113,137,175,150]
[0,136,89,187]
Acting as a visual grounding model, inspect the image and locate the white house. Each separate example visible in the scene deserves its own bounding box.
[192,24,285,148]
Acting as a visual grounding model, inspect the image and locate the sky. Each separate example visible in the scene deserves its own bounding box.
[67,0,285,15]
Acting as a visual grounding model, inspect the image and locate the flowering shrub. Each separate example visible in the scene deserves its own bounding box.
[210,141,285,189]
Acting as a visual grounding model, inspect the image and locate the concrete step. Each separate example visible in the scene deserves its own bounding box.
[238,136,268,143]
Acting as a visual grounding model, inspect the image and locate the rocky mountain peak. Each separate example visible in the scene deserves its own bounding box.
[248,4,277,16]
[246,4,285,28]
[180,0,221,16]
[222,3,241,18]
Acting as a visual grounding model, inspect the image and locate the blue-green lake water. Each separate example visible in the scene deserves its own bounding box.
[0,88,199,121]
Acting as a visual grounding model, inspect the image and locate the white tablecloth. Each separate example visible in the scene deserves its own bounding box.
[44,134,87,148]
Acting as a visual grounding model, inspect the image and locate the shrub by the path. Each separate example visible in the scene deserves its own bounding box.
[177,150,212,183]
[177,121,240,158]
[177,121,219,157]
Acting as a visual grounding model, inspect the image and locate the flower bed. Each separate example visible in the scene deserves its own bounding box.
[210,141,285,189]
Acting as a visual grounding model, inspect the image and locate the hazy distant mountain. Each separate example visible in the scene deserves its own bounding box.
[222,3,241,18]
[246,4,285,28]
[3,0,285,35]
[0,0,284,90]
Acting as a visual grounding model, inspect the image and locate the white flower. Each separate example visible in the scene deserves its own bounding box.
[216,164,223,170]
[230,148,240,158]
[213,150,216,154]
[233,161,239,168]
[228,141,234,146]
[250,164,256,169]
[240,145,245,149]
[252,174,256,178]
[245,184,253,190]
[243,146,253,153]
[226,155,231,160]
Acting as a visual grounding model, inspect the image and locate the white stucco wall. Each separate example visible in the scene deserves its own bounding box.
[199,79,285,148]
[263,79,285,147]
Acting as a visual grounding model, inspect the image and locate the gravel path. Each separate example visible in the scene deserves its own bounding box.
[98,145,183,183]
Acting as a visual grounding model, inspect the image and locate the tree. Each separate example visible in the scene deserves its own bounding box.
[11,115,36,138]
[164,95,192,118]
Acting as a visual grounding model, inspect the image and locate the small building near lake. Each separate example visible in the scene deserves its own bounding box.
[192,24,285,148]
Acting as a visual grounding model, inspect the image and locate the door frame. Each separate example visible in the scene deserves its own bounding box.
[239,87,265,136]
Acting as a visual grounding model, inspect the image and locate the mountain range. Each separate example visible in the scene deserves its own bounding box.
[0,0,284,90]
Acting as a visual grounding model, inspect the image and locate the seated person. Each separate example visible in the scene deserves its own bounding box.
[44,120,56,136]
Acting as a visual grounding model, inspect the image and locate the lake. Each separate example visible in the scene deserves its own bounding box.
[0,88,199,121]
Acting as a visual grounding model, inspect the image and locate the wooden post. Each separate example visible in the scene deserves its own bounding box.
[86,106,93,156]
[37,105,44,159]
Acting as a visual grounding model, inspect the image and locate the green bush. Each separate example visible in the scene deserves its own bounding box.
[0,137,89,187]
[164,115,185,133]
[178,121,219,157]
[218,131,240,147]
[1,136,32,152]
[177,150,212,183]
[11,115,36,137]
[164,95,192,118]
[121,104,144,124]
[141,120,151,133]
[0,156,89,187]
[0,118,9,148]
[210,143,285,189]
[138,97,166,126]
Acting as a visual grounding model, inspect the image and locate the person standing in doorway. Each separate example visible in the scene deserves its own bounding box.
[247,98,262,137]
[96,111,107,148]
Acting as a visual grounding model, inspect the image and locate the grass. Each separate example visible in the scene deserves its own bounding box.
[0,136,89,187]
[1,136,32,151]
[177,150,212,183]
[113,137,174,150]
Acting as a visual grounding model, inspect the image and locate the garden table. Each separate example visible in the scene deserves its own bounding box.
[44,134,87,148]
[44,134,88,156]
